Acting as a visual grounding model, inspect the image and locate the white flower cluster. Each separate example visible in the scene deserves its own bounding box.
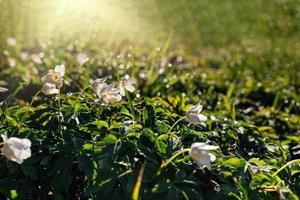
[40,64,137,105]
[91,75,137,104]
[186,106,219,170]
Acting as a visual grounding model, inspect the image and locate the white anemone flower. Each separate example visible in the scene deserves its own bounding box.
[7,37,16,46]
[1,135,31,164]
[0,85,8,92]
[41,64,65,87]
[189,142,219,170]
[99,83,122,104]
[91,78,122,104]
[118,75,137,96]
[41,83,59,95]
[76,53,89,66]
[186,104,207,124]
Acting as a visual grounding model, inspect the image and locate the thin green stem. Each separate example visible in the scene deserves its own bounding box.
[156,148,190,177]
[272,159,300,177]
[126,90,135,121]
[29,90,41,107]
[78,85,92,99]
[56,87,64,143]
[168,116,186,135]
[58,88,61,108]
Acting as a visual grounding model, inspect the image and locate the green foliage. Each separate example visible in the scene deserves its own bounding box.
[0,26,299,200]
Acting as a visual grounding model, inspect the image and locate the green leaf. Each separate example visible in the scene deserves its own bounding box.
[223,157,246,168]
[21,164,37,180]
[101,134,118,145]
[155,134,168,154]
[78,155,94,177]
[143,103,156,128]
[141,128,156,143]
[249,174,274,190]
[10,190,18,199]
[89,120,108,129]
[51,169,72,192]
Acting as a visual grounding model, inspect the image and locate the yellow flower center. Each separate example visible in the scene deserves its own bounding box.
[51,72,61,82]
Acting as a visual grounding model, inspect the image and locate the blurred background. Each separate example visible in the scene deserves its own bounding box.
[1,0,300,52]
[0,0,300,82]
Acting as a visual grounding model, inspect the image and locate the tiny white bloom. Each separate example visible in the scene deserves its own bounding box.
[76,53,89,66]
[118,75,137,96]
[186,104,207,124]
[6,37,16,46]
[1,135,31,164]
[31,54,42,64]
[41,64,65,87]
[0,87,8,92]
[189,142,219,170]
[20,52,28,61]
[7,58,16,68]
[41,83,59,95]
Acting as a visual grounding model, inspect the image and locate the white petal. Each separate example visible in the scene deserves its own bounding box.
[197,114,207,121]
[190,150,212,170]
[119,84,126,96]
[105,83,115,91]
[54,65,65,77]
[95,82,107,90]
[96,90,102,99]
[196,154,211,170]
[202,145,219,151]
[0,87,8,92]
[187,113,202,124]
[41,75,48,83]
[103,94,122,104]
[7,138,31,149]
[191,142,206,149]
[208,153,217,162]
[41,83,59,95]
[187,104,203,114]
[127,77,137,84]
[92,81,107,93]
[92,77,107,84]
[1,135,8,141]
[191,142,219,151]
[124,83,135,93]
[2,144,17,162]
